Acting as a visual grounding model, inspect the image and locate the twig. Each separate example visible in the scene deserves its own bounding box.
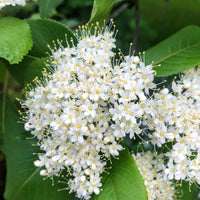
[109,1,130,20]
[130,0,140,55]
[160,0,169,21]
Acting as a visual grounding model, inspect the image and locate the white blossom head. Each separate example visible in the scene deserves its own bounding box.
[143,67,200,184]
[21,23,157,199]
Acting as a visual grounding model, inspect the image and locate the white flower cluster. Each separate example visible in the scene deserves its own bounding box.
[143,67,200,184]
[22,25,156,199]
[0,0,27,9]
[133,151,176,200]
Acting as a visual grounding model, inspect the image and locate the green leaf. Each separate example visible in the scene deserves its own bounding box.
[0,17,33,64]
[94,149,147,200]
[88,0,115,27]
[24,57,49,84]
[180,181,197,200]
[145,25,200,77]
[38,0,64,18]
[3,96,72,200]
[6,19,77,85]
[27,19,77,57]
[5,56,48,86]
[5,56,36,86]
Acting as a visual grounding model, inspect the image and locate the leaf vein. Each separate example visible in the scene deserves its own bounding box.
[109,174,117,200]
[154,42,200,64]
[11,168,40,200]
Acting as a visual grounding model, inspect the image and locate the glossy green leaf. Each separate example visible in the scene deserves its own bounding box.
[145,25,200,77]
[5,56,36,85]
[27,19,77,58]
[88,0,115,27]
[94,149,147,200]
[6,56,48,86]
[0,17,32,64]
[38,0,64,18]
[24,57,49,84]
[3,96,72,200]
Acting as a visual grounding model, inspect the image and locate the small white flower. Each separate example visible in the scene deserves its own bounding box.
[81,100,98,118]
[40,170,47,176]
[34,160,43,167]
[25,123,31,131]
[108,142,123,156]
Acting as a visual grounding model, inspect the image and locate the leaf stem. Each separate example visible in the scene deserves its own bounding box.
[131,0,140,54]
